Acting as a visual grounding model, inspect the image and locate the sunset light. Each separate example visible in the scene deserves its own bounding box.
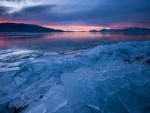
[0,0,150,113]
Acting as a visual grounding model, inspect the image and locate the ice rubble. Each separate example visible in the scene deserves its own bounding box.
[0,41,150,113]
[0,49,60,63]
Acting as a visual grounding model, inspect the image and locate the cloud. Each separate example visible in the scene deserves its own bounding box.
[51,0,150,26]
[0,0,150,27]
[0,6,11,18]
[11,5,55,20]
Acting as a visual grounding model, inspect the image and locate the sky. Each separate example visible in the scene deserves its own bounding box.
[0,0,150,31]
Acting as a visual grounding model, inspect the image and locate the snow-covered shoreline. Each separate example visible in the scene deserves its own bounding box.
[0,41,150,113]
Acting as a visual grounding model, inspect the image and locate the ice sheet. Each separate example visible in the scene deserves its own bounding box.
[0,41,150,113]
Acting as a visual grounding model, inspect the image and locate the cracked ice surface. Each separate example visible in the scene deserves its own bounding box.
[0,41,150,113]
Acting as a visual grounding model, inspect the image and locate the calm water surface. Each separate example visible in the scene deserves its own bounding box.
[0,32,150,54]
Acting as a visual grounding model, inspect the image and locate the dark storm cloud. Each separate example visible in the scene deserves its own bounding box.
[0,6,11,18]
[51,0,150,26]
[0,0,150,27]
[10,5,55,20]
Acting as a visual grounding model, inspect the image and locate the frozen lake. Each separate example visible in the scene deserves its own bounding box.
[0,32,150,54]
[0,32,150,113]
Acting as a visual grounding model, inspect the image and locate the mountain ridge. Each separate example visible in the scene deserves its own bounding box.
[0,23,64,32]
[90,27,150,33]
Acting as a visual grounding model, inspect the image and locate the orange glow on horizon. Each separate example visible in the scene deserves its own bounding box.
[0,20,41,24]
[0,20,102,31]
[44,25,102,31]
[0,20,148,31]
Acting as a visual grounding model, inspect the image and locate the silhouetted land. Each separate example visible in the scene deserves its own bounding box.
[0,23,64,32]
[90,27,150,33]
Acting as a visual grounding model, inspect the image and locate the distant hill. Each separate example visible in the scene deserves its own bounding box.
[0,23,64,32]
[89,30,98,32]
[90,27,150,33]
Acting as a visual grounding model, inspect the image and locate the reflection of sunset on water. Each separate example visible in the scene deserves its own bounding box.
[0,32,150,50]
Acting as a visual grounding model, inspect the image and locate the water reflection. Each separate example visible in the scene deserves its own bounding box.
[0,32,150,53]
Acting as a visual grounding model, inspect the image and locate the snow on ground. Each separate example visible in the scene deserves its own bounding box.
[0,41,150,113]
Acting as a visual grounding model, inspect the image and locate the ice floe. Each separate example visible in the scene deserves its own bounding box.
[0,41,150,113]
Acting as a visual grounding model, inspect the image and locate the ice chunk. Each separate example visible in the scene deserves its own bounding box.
[0,77,14,92]
[23,104,47,113]
[8,98,26,109]
[61,72,100,112]
[0,49,13,55]
[20,71,32,78]
[39,79,56,87]
[116,88,141,113]
[0,93,10,104]
[21,85,71,113]
[14,77,27,86]
[5,62,22,67]
[24,88,43,100]
[0,67,20,72]
[44,52,59,56]
[53,105,73,113]
[103,94,129,113]
[7,88,21,99]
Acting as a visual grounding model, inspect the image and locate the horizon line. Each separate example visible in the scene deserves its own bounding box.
[0,22,149,32]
